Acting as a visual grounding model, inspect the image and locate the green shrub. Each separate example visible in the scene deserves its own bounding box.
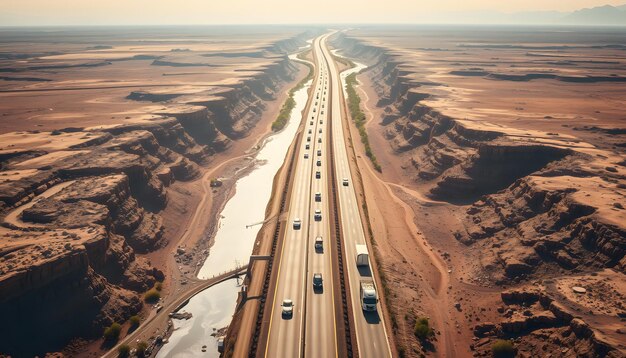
[103,322,122,342]
[117,344,130,357]
[144,288,160,303]
[271,61,313,132]
[345,73,382,172]
[492,339,515,357]
[414,317,434,340]
[129,315,140,329]
[136,341,148,357]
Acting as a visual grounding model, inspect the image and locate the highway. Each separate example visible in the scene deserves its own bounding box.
[264,33,391,358]
[264,35,337,358]
[321,34,393,358]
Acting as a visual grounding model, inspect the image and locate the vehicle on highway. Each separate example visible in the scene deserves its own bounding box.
[321,111,324,114]
[281,299,294,317]
[305,144,310,150]
[308,129,312,134]
[315,236,323,251]
[360,279,378,311]
[320,119,323,124]
[356,244,369,266]
[319,128,322,133]
[316,160,321,167]
[317,149,322,156]
[310,120,313,125]
[315,192,321,202]
[293,218,301,230]
[342,178,349,186]
[318,137,322,143]
[314,209,322,221]
[313,108,316,112]
[304,153,309,159]
[307,136,311,142]
[315,171,321,179]
[313,273,323,289]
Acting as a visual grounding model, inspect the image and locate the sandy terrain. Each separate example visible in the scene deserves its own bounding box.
[331,26,625,357]
[0,26,314,357]
[0,26,311,134]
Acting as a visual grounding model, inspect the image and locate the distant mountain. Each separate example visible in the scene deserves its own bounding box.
[561,4,626,25]
[423,4,626,26]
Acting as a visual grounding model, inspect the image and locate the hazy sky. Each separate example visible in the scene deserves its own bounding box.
[1,0,625,26]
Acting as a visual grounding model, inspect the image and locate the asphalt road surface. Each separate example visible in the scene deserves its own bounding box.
[265,35,337,358]
[265,32,391,358]
[321,33,393,358]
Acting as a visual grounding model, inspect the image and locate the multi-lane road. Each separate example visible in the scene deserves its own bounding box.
[263,33,392,357]
[265,35,337,358]
[321,33,392,358]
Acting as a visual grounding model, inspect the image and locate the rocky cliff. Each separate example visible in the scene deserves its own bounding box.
[332,33,625,280]
[331,32,626,357]
[0,30,310,357]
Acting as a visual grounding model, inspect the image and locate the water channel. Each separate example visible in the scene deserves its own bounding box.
[157,54,313,357]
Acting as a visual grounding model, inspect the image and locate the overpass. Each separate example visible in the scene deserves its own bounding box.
[102,262,251,358]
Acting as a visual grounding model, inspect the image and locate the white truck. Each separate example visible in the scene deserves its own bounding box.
[359,279,378,311]
[355,244,369,266]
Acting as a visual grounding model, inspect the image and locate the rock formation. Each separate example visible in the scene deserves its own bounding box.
[0,30,311,356]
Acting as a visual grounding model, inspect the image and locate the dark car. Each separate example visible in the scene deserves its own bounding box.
[313,273,323,289]
[315,236,323,252]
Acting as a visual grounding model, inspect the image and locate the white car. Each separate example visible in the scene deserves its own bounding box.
[315,192,321,202]
[314,209,322,221]
[304,153,309,159]
[293,218,301,230]
[342,178,349,186]
[282,299,294,317]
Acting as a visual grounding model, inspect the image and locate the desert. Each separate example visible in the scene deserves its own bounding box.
[1,9,625,358]
[0,26,315,357]
[330,25,625,357]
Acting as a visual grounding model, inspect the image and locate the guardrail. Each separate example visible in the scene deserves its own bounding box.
[248,106,301,357]
[324,40,355,357]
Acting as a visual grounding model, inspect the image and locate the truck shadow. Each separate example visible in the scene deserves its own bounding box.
[363,310,381,324]
[357,265,372,277]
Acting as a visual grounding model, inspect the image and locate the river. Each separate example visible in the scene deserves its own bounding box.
[156,57,313,357]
